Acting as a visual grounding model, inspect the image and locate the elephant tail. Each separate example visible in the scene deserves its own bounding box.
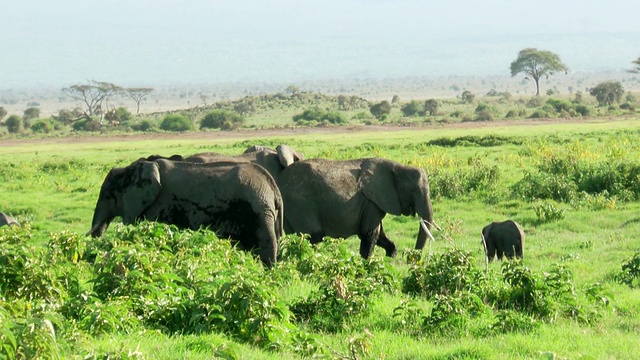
[275,193,284,240]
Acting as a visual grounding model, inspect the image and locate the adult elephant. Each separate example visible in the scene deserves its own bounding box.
[481,220,524,262]
[0,212,19,227]
[87,158,283,267]
[277,157,435,259]
[185,144,303,179]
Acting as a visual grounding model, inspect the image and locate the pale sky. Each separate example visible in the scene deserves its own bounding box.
[1,0,638,89]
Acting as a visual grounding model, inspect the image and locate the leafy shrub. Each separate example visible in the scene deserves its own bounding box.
[130,119,155,132]
[200,110,244,130]
[290,239,396,332]
[400,101,423,117]
[402,248,485,297]
[72,118,101,132]
[292,108,346,124]
[427,135,524,147]
[617,252,640,287]
[160,114,192,131]
[30,119,53,133]
[533,202,566,223]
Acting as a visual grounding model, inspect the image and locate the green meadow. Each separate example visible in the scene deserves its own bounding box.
[1,117,640,359]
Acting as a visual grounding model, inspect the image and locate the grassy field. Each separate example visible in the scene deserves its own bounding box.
[1,117,640,359]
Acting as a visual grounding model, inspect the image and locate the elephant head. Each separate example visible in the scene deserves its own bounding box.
[87,159,161,237]
[359,158,435,250]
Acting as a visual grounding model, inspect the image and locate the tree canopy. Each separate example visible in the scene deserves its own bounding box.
[589,81,625,107]
[510,48,568,96]
[629,57,640,74]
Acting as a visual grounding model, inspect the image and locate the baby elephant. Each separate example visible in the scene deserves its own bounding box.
[481,220,524,261]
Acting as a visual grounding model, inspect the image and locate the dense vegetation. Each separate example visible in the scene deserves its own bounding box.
[1,117,640,358]
[1,82,638,137]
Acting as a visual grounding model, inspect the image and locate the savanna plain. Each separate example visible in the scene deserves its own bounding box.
[2,93,640,359]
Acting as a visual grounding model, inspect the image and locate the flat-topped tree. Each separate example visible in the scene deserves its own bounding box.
[126,87,154,114]
[510,48,568,96]
[62,81,122,121]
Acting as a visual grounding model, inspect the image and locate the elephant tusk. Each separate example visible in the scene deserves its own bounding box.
[431,221,442,231]
[419,218,435,242]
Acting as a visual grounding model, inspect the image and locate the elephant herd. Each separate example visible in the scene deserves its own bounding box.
[1,145,525,267]
[86,144,437,267]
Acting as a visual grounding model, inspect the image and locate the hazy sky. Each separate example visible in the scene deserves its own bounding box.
[1,0,638,89]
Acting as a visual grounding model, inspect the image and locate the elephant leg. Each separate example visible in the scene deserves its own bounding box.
[358,226,380,259]
[496,248,504,261]
[486,242,496,262]
[309,232,325,245]
[376,224,397,257]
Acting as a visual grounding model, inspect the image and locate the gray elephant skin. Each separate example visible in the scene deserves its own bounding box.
[185,144,303,179]
[276,157,435,259]
[0,212,19,227]
[87,158,283,267]
[481,220,524,261]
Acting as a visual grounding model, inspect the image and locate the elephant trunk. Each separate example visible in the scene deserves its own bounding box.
[414,192,435,250]
[87,202,113,237]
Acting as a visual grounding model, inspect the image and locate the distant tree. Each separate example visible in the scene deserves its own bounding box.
[5,115,23,133]
[200,110,244,130]
[424,99,439,116]
[369,100,391,120]
[285,85,300,95]
[126,87,153,114]
[23,107,40,121]
[337,95,349,110]
[391,95,400,104]
[0,107,7,122]
[400,100,422,117]
[62,81,122,120]
[233,101,255,116]
[460,90,475,104]
[628,57,640,74]
[510,48,569,96]
[589,81,625,106]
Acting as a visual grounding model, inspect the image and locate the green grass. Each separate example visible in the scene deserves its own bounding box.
[1,116,640,359]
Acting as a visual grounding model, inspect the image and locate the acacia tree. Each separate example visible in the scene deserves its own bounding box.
[628,57,640,74]
[62,81,122,121]
[126,87,153,114]
[589,81,625,106]
[510,48,568,96]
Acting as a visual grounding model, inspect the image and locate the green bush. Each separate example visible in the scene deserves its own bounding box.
[30,119,53,133]
[130,119,155,132]
[200,110,244,130]
[617,252,640,287]
[292,108,346,124]
[72,118,101,132]
[4,115,23,133]
[160,114,192,132]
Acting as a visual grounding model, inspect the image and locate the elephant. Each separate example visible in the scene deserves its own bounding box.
[276,157,435,259]
[481,220,524,262]
[184,144,304,180]
[0,212,19,227]
[87,158,283,267]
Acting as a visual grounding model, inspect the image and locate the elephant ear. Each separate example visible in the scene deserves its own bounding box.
[122,161,162,224]
[360,159,402,215]
[276,144,303,167]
